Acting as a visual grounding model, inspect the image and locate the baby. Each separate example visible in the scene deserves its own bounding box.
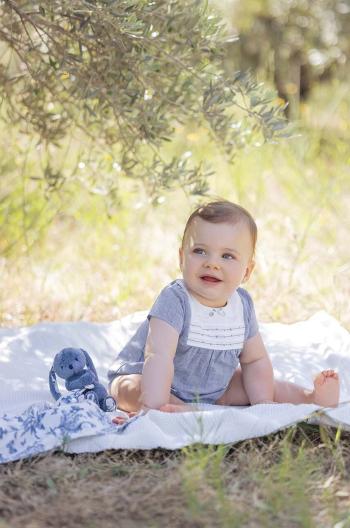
[108,200,339,420]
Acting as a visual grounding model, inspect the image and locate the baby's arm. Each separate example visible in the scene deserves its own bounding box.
[239,333,274,405]
[140,317,178,410]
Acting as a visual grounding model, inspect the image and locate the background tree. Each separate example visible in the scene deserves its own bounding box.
[0,0,287,202]
[220,0,350,118]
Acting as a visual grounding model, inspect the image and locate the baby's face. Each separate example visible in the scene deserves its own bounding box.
[179,218,255,307]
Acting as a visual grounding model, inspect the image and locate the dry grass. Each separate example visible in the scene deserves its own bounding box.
[1,426,350,527]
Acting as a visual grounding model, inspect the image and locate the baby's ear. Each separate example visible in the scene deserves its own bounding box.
[178,247,184,271]
[242,259,255,283]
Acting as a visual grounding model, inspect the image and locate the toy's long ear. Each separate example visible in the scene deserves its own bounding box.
[49,367,61,401]
[81,349,98,379]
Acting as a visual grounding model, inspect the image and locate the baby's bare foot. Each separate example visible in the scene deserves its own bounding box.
[312,370,339,408]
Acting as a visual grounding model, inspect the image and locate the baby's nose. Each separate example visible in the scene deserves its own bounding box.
[69,364,73,369]
[204,257,220,269]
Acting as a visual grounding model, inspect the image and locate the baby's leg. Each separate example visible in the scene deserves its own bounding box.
[109,374,143,413]
[109,374,185,413]
[215,368,339,407]
[274,370,339,407]
[215,368,251,406]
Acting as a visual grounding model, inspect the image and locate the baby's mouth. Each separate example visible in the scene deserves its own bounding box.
[200,275,221,283]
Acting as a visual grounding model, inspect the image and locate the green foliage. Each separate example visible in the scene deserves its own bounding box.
[177,427,350,528]
[181,443,246,526]
[0,0,287,199]
[255,440,317,526]
[0,136,57,255]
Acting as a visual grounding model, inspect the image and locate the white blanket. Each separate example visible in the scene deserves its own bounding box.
[1,311,349,463]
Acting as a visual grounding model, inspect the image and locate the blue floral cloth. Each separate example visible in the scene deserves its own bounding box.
[0,391,143,464]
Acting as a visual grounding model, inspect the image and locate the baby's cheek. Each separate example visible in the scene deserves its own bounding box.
[187,255,200,267]
[226,261,240,272]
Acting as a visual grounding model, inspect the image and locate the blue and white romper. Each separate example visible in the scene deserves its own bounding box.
[107,279,259,404]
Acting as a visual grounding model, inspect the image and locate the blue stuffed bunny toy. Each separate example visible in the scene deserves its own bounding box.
[49,347,116,412]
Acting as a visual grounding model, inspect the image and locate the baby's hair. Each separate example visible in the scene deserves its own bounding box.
[181,200,257,256]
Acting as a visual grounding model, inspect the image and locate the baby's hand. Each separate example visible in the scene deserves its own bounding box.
[159,403,198,413]
[112,410,138,426]
[112,402,198,425]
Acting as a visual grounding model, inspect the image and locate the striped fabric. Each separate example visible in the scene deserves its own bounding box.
[186,291,245,350]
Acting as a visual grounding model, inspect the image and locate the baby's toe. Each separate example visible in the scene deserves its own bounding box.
[314,372,326,386]
[328,370,339,380]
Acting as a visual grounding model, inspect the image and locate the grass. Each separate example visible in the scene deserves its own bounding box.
[0,80,350,526]
[1,426,350,527]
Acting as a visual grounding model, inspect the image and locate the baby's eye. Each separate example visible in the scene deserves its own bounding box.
[222,253,235,260]
[193,248,206,255]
